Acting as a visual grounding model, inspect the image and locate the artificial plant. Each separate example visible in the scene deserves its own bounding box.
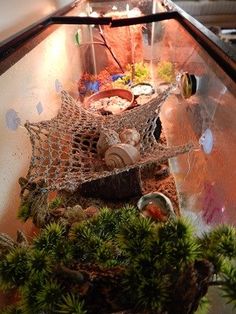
[156,61,175,84]
[0,205,236,314]
[112,62,150,88]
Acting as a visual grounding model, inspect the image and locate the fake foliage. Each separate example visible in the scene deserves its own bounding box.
[0,206,236,314]
[113,62,150,88]
[156,61,175,83]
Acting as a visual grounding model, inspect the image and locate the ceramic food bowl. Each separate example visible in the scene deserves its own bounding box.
[84,88,134,115]
[137,192,175,222]
[131,83,155,97]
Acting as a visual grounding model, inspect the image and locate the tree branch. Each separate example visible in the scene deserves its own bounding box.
[57,264,85,283]
[98,25,124,73]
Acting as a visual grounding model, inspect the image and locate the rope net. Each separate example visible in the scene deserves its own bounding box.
[25,89,192,192]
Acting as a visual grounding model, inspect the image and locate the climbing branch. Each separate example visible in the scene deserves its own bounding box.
[98,25,124,73]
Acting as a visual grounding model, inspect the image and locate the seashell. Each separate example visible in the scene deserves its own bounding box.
[51,207,66,217]
[105,143,140,169]
[71,205,83,212]
[119,128,140,147]
[64,205,86,223]
[84,206,99,218]
[97,127,121,157]
[137,192,175,222]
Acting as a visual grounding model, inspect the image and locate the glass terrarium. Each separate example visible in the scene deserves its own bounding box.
[0,0,235,313]
[70,0,236,226]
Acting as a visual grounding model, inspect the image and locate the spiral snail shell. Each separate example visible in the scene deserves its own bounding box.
[119,128,140,147]
[97,127,121,157]
[105,143,140,169]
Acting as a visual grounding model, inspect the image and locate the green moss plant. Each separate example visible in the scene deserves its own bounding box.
[57,294,87,314]
[0,247,30,289]
[0,206,235,314]
[1,305,23,314]
[49,197,63,210]
[17,203,31,222]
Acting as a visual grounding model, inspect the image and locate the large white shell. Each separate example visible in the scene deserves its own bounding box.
[97,128,121,157]
[105,143,140,169]
[119,128,140,147]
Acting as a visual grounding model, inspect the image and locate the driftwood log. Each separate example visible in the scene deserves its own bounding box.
[57,259,214,314]
[79,167,142,200]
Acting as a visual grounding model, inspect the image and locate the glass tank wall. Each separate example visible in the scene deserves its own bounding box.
[158,18,236,227]
[73,0,236,226]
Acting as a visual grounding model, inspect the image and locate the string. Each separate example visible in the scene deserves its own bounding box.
[177,144,201,189]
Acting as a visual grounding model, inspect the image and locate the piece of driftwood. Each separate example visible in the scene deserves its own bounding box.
[79,167,142,200]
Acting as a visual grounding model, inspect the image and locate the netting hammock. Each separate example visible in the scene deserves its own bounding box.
[25,89,192,193]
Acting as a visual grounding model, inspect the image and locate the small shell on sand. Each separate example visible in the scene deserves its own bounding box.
[84,206,100,218]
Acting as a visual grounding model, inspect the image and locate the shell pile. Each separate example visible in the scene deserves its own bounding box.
[97,127,141,169]
[131,84,154,96]
[90,96,131,114]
